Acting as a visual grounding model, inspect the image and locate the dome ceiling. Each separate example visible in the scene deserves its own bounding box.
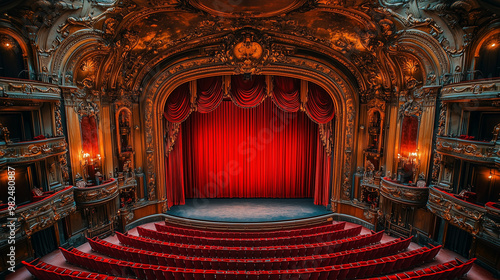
[188,0,309,18]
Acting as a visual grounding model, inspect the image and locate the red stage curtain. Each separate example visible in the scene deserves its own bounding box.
[197,77,223,113]
[81,115,99,156]
[164,83,191,123]
[271,76,301,112]
[306,82,335,124]
[177,99,320,200]
[164,76,335,207]
[230,75,266,108]
[400,115,419,155]
[314,133,332,206]
[165,126,186,208]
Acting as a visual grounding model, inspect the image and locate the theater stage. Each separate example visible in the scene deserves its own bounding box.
[166,198,331,222]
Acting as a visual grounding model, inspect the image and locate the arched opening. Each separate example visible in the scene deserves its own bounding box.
[0,34,27,79]
[162,75,335,208]
[474,34,500,79]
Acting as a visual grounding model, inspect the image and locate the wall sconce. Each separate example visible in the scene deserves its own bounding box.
[397,149,420,183]
[80,151,103,184]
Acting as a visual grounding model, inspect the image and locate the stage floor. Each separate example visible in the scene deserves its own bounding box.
[167,198,331,222]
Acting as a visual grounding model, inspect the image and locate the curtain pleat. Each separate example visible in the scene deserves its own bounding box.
[230,75,266,108]
[271,76,301,112]
[165,126,186,208]
[164,83,191,123]
[306,82,335,124]
[314,133,332,206]
[197,76,224,113]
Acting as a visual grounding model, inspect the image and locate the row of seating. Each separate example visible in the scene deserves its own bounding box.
[360,257,476,280]
[64,244,442,280]
[87,236,410,270]
[155,221,345,238]
[115,229,382,258]
[24,256,475,280]
[138,225,361,246]
[22,258,132,280]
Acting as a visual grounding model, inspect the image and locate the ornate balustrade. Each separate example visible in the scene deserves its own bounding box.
[427,186,486,235]
[0,136,67,165]
[380,177,429,206]
[0,78,61,101]
[0,186,75,242]
[74,178,119,206]
[435,136,499,165]
[482,202,500,243]
[441,79,500,101]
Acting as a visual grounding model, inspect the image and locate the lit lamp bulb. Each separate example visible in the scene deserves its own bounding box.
[489,175,493,179]
[5,43,9,47]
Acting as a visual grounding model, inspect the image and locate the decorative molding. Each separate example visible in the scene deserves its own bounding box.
[54,101,64,136]
[436,102,447,136]
[431,150,442,183]
[63,87,101,121]
[59,154,70,185]
[0,187,75,239]
[441,80,500,101]
[0,79,61,100]
[342,98,355,200]
[435,136,499,164]
[0,136,67,165]
[380,177,429,206]
[427,186,485,235]
[74,179,119,205]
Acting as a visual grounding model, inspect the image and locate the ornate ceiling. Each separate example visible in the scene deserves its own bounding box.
[0,0,498,103]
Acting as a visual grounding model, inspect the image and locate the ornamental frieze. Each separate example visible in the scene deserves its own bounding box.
[0,79,61,100]
[441,80,500,101]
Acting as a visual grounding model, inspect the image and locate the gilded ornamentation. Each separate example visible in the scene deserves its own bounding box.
[399,99,422,118]
[164,121,181,156]
[431,151,442,183]
[1,187,76,237]
[75,182,119,204]
[75,100,100,120]
[55,101,64,136]
[380,178,429,206]
[0,137,67,164]
[211,31,271,74]
[441,82,498,95]
[342,98,355,200]
[427,187,484,235]
[437,102,447,136]
[27,144,42,155]
[435,136,498,162]
[59,154,70,185]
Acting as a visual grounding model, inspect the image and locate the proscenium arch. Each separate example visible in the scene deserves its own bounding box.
[141,60,359,210]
